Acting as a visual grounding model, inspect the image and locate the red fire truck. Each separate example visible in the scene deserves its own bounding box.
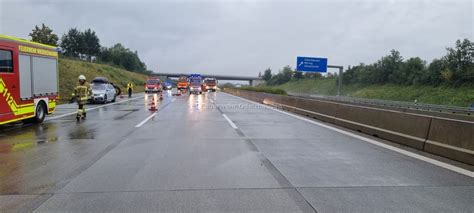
[177,75,189,91]
[0,35,59,125]
[145,77,162,93]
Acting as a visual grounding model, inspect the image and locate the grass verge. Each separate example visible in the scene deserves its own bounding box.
[59,58,149,103]
[239,86,287,95]
[269,78,474,107]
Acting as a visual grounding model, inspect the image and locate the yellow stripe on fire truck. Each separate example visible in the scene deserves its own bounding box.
[0,78,35,116]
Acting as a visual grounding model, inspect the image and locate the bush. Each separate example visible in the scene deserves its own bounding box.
[239,86,287,95]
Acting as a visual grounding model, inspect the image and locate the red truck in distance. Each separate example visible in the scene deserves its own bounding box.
[145,77,162,93]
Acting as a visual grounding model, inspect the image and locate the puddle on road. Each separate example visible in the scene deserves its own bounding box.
[0,123,59,153]
[69,126,96,140]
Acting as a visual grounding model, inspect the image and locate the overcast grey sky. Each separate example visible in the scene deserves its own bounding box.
[1,0,472,76]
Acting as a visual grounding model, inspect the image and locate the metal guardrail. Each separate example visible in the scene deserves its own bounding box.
[288,92,474,117]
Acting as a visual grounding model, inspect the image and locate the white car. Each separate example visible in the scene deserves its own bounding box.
[90,83,117,104]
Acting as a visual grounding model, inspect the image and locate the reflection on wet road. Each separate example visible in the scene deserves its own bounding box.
[0,94,154,195]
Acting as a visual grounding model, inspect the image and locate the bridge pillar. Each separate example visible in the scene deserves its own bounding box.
[249,80,254,86]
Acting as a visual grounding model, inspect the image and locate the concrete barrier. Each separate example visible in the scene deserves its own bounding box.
[264,95,338,123]
[334,104,431,150]
[223,88,473,165]
[425,118,474,165]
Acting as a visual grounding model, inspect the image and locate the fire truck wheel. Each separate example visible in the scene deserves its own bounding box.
[34,102,46,123]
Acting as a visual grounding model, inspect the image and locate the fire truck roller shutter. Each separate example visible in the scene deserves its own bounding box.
[32,56,58,96]
[19,54,32,99]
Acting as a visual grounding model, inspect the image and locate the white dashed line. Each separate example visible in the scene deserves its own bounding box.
[135,112,157,128]
[222,114,238,129]
[135,98,175,128]
[223,92,474,177]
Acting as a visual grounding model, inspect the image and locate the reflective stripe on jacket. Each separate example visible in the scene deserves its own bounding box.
[72,83,91,102]
[127,83,134,90]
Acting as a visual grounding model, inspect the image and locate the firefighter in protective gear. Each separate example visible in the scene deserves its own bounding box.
[127,82,134,98]
[72,75,92,119]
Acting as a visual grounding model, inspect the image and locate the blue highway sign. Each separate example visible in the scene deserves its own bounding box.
[296,56,328,72]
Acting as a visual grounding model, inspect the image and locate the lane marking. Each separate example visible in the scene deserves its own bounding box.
[135,112,157,128]
[46,95,145,120]
[222,92,474,177]
[135,97,176,128]
[212,96,237,129]
[222,114,238,129]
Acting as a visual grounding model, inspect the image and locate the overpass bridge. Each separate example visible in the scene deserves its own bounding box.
[152,72,264,86]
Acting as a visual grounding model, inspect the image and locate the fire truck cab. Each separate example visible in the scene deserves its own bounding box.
[203,78,218,92]
[188,74,203,95]
[145,77,162,93]
[0,35,59,125]
[177,76,189,91]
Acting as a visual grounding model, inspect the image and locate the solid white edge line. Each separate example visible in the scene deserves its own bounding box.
[222,114,238,129]
[222,92,474,178]
[46,95,145,120]
[135,112,157,128]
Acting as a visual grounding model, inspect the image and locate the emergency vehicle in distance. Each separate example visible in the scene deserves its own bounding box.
[188,74,203,95]
[203,78,217,92]
[0,35,59,125]
[145,77,162,93]
[177,75,189,91]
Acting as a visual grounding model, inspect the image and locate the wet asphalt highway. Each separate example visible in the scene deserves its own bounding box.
[0,91,473,212]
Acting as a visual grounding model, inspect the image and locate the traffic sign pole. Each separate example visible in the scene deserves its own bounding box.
[327,65,343,96]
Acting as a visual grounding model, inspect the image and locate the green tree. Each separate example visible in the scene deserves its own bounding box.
[343,65,360,84]
[262,68,272,81]
[267,66,293,85]
[293,71,304,79]
[220,83,235,88]
[335,39,473,87]
[99,43,147,73]
[281,66,294,83]
[403,57,426,85]
[422,58,445,85]
[29,23,59,46]
[443,39,474,85]
[303,72,322,79]
[383,49,404,84]
[60,28,84,57]
[82,29,101,61]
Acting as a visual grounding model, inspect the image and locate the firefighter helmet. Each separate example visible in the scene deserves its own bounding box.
[78,75,86,80]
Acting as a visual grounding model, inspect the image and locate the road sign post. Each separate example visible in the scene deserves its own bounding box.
[296,56,344,96]
[327,65,343,96]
